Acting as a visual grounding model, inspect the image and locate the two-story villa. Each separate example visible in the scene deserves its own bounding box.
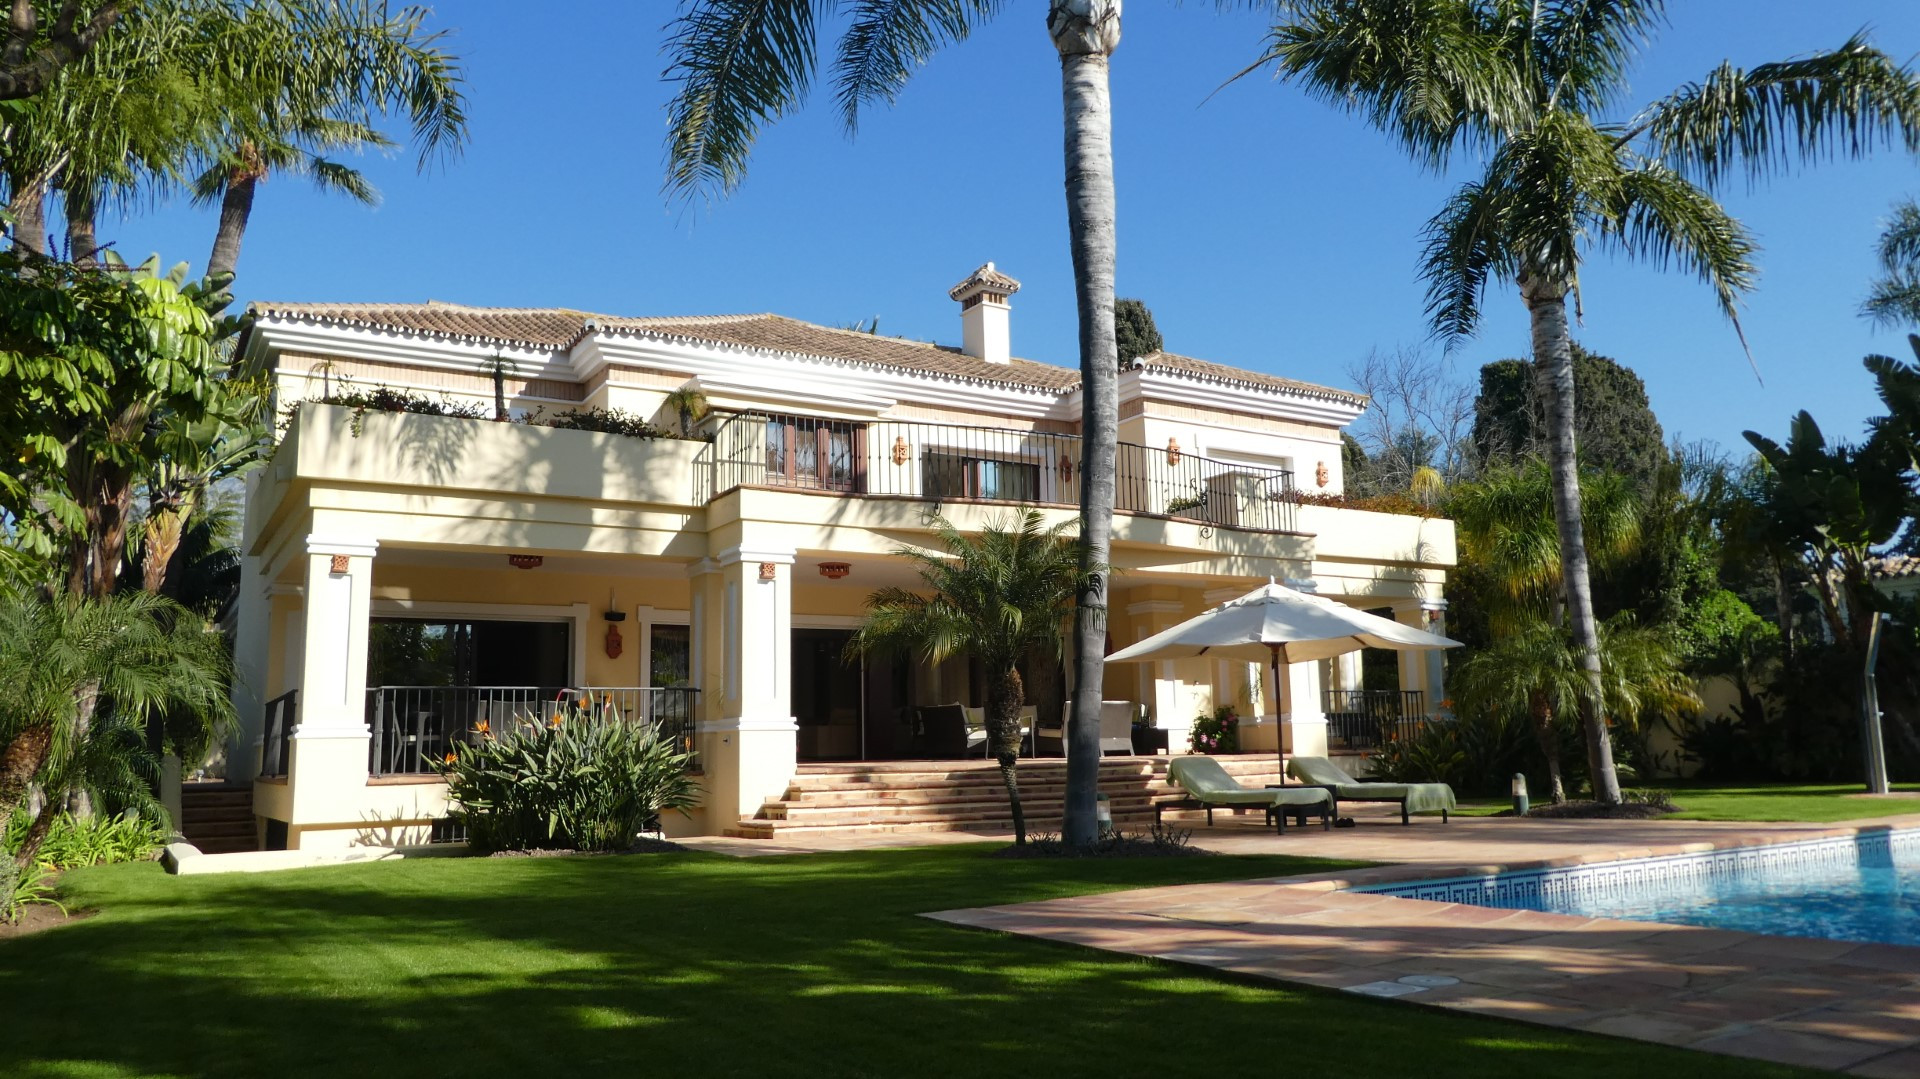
[231,264,1455,848]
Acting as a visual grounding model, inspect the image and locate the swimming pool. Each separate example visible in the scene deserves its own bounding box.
[1358,828,1920,947]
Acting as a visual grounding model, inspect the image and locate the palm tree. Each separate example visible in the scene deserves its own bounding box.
[138,380,271,596]
[1455,613,1696,804]
[1265,1,1920,803]
[662,387,711,439]
[0,589,235,867]
[1864,197,1920,328]
[191,1,467,281]
[1448,460,1639,634]
[662,1,1123,844]
[849,510,1084,844]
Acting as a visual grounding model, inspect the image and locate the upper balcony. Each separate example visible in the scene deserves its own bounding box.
[701,412,1299,534]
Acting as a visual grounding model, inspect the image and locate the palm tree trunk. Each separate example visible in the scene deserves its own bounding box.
[14,794,62,870]
[1052,0,1122,850]
[989,667,1028,844]
[1529,693,1565,804]
[1522,269,1622,805]
[0,724,53,821]
[8,166,50,255]
[205,171,257,281]
[142,506,189,593]
[64,183,97,267]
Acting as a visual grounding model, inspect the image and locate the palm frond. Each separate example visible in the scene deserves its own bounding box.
[1533,0,1664,114]
[1602,159,1757,328]
[1261,0,1531,169]
[1865,198,1920,328]
[1419,173,1512,343]
[833,1,999,135]
[1637,33,1920,189]
[663,0,823,202]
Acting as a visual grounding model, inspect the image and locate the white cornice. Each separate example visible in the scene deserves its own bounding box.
[576,333,1070,421]
[1126,371,1367,429]
[248,318,566,380]
[248,315,1363,430]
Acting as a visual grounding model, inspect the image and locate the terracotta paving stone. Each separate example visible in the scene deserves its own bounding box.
[1849,1046,1920,1077]
[916,813,1920,1071]
[1691,1026,1891,1071]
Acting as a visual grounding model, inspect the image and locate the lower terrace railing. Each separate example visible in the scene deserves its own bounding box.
[1323,689,1429,751]
[366,686,698,777]
[708,412,1297,533]
[259,689,298,778]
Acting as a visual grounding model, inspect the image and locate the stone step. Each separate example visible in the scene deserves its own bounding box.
[725,810,1168,840]
[773,781,1199,809]
[182,819,256,840]
[189,836,259,855]
[761,792,1164,826]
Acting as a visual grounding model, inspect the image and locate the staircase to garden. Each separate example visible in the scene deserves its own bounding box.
[179,783,257,854]
[727,754,1288,839]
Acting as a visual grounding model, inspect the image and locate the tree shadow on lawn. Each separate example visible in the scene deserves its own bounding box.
[0,847,1815,1079]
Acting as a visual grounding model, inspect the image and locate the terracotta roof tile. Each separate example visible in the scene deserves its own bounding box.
[247,302,1360,403]
[1135,350,1368,406]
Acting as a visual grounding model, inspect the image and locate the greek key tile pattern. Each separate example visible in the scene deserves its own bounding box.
[1357,828,1919,910]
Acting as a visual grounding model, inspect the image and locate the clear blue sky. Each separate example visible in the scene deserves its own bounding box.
[103,1,1920,456]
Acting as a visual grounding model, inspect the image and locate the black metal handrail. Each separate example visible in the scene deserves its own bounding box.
[260,689,298,777]
[366,686,698,777]
[1323,689,1429,750]
[709,412,1297,533]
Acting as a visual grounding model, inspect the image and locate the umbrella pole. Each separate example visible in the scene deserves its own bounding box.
[1270,644,1285,785]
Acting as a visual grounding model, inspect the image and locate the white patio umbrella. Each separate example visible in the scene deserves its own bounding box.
[1105,580,1461,775]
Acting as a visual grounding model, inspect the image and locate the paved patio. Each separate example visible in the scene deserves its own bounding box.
[907,811,1920,1076]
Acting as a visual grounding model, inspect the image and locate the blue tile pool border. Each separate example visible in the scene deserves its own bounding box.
[1352,827,1920,910]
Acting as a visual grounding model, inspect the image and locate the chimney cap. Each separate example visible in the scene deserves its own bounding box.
[948,261,1022,303]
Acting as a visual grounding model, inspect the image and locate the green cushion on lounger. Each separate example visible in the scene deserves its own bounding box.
[1169,756,1331,808]
[1286,756,1456,815]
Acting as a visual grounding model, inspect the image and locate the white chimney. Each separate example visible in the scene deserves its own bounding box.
[949,262,1021,365]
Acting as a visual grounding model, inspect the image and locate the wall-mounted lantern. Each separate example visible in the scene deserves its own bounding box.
[508,554,543,570]
[1166,437,1181,466]
[891,435,911,465]
[818,562,851,580]
[603,591,626,659]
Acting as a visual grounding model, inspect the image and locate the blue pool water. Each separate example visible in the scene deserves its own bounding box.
[1361,830,1920,947]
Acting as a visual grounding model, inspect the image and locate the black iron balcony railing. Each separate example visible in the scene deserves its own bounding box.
[706,412,1297,533]
[1323,689,1429,750]
[259,689,298,777]
[365,686,698,777]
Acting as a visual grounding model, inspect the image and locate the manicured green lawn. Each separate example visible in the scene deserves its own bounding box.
[1454,781,1920,822]
[0,847,1818,1078]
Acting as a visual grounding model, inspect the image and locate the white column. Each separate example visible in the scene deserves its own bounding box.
[1278,656,1328,758]
[286,535,378,850]
[696,546,797,823]
[1393,605,1426,707]
[1127,598,1189,753]
[227,558,272,785]
[1421,599,1449,716]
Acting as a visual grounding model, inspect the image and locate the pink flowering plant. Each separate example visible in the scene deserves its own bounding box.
[1188,705,1240,754]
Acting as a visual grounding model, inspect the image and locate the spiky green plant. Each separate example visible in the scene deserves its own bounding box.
[435,706,700,853]
[1265,0,1920,804]
[849,510,1086,844]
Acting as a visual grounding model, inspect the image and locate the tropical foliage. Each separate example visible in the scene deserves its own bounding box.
[661,0,1126,847]
[0,589,234,870]
[434,705,700,854]
[1265,0,1920,804]
[850,510,1085,844]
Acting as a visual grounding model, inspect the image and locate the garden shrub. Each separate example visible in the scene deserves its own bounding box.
[4,809,166,870]
[2,810,165,924]
[1368,707,1554,798]
[539,407,663,440]
[435,708,700,853]
[1188,706,1240,754]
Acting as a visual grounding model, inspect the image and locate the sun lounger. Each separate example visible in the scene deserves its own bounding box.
[1285,756,1454,824]
[1161,755,1334,833]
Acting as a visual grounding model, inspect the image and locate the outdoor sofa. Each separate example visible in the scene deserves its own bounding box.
[1160,755,1335,833]
[1285,756,1455,824]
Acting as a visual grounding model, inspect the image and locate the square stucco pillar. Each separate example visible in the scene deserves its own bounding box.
[286,535,377,850]
[1127,597,1191,754]
[1278,657,1327,758]
[696,547,797,824]
[1420,600,1449,715]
